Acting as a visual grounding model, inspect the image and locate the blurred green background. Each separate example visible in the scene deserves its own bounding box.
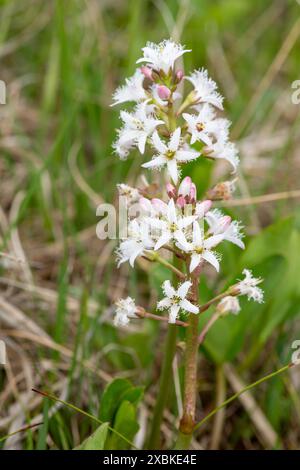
[0,0,300,450]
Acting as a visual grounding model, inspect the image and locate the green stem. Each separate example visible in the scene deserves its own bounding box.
[174,275,199,449]
[148,253,182,449]
[199,291,230,313]
[147,324,177,449]
[173,430,192,450]
[210,365,226,449]
[156,255,186,280]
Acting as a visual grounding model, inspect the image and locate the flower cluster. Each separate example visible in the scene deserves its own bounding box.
[110,39,263,327]
[115,267,264,326]
[112,39,239,179]
[116,176,244,276]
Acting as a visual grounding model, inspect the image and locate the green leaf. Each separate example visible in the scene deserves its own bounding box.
[75,423,109,450]
[106,401,139,450]
[121,386,144,406]
[99,378,131,422]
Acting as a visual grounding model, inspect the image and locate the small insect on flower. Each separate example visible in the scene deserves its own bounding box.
[235,269,264,303]
[136,39,191,74]
[114,297,138,326]
[157,280,199,324]
[142,128,199,184]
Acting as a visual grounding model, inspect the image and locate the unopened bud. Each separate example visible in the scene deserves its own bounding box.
[190,183,197,203]
[178,176,192,197]
[140,66,153,81]
[176,196,186,208]
[166,183,176,199]
[157,85,171,101]
[175,69,184,83]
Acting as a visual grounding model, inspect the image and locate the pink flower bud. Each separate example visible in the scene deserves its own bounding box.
[175,70,184,83]
[190,183,197,203]
[151,198,166,214]
[178,176,192,197]
[196,200,212,218]
[166,183,176,199]
[157,85,171,101]
[176,196,186,208]
[140,66,153,80]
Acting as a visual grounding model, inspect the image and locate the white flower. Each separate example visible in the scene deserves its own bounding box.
[142,128,199,184]
[183,104,220,146]
[114,297,138,326]
[205,209,245,249]
[177,222,224,273]
[236,269,264,303]
[217,296,241,315]
[186,68,224,109]
[119,103,164,154]
[146,198,195,250]
[207,136,240,172]
[116,219,154,267]
[117,184,140,204]
[157,280,199,323]
[111,69,147,106]
[136,39,191,74]
[113,134,135,160]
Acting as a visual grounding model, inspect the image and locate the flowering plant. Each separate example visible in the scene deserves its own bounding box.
[111,39,263,449]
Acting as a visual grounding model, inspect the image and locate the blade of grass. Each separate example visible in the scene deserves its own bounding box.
[36,396,49,450]
[32,388,138,449]
[0,422,43,444]
[194,363,294,432]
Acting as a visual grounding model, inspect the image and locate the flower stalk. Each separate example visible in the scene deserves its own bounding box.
[147,324,178,449]
[175,274,200,449]
[109,38,264,450]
